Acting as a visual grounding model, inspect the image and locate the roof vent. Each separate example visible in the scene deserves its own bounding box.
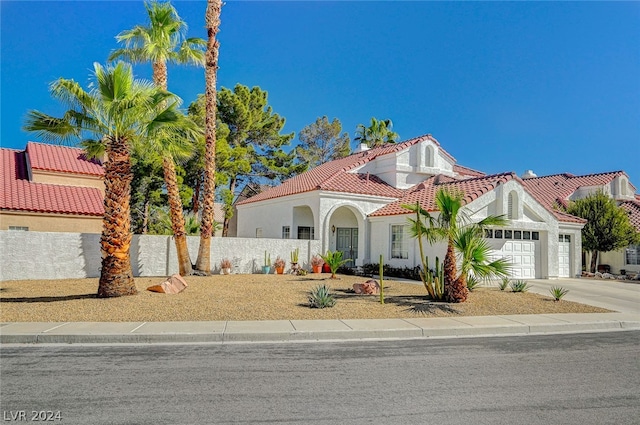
[521,170,537,179]
[353,143,370,154]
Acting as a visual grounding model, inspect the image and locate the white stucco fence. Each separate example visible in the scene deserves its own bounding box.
[0,231,322,281]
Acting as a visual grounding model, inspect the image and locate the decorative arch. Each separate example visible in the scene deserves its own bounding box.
[322,203,367,265]
[507,190,520,219]
[424,145,435,167]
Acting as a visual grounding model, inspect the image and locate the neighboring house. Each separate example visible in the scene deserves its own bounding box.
[1,142,104,233]
[236,134,608,279]
[520,171,639,275]
[227,183,273,237]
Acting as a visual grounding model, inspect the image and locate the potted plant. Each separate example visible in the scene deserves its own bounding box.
[220,258,232,275]
[274,256,286,274]
[310,255,324,273]
[262,251,271,274]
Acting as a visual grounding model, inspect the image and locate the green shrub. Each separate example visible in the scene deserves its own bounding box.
[510,279,530,293]
[498,277,510,291]
[308,284,336,308]
[549,286,569,301]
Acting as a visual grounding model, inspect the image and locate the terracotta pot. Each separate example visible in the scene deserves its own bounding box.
[275,266,285,274]
[222,268,231,275]
[322,263,331,273]
[312,265,323,274]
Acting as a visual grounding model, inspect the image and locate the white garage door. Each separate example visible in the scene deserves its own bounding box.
[500,240,537,279]
[558,235,571,277]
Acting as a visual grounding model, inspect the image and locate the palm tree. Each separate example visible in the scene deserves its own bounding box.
[405,189,509,303]
[194,0,223,273]
[354,117,399,148]
[110,0,206,275]
[24,62,184,297]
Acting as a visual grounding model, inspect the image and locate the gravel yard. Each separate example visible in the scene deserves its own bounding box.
[0,274,610,322]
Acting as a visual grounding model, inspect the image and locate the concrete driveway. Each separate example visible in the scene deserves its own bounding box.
[528,278,640,314]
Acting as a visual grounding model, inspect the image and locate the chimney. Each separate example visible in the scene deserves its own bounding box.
[521,170,537,179]
[354,143,370,154]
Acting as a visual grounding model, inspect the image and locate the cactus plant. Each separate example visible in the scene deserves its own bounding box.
[290,248,299,264]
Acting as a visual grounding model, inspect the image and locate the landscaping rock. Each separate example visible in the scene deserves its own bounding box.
[353,279,380,295]
[147,274,188,294]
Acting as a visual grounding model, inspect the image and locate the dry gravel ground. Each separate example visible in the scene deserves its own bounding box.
[0,274,610,322]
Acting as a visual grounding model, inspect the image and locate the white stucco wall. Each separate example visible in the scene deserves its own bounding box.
[0,231,320,281]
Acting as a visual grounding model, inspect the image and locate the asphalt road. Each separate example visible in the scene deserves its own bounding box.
[1,332,639,425]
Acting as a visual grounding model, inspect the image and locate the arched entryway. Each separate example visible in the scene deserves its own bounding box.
[326,205,365,267]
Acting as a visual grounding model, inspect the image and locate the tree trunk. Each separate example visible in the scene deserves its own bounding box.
[443,237,467,303]
[98,137,137,298]
[152,61,168,90]
[222,178,235,238]
[590,250,599,273]
[163,156,193,276]
[141,198,150,234]
[195,0,222,273]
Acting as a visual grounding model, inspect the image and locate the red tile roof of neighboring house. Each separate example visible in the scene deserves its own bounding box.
[452,164,486,178]
[26,141,104,176]
[237,134,463,205]
[0,147,104,216]
[520,171,632,209]
[620,200,640,232]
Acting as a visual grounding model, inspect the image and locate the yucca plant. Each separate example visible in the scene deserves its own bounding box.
[549,286,569,301]
[498,277,510,291]
[308,284,336,308]
[510,279,530,293]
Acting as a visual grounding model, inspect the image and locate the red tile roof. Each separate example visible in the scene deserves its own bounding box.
[237,134,462,205]
[520,171,632,209]
[620,200,640,232]
[26,142,104,176]
[1,147,104,216]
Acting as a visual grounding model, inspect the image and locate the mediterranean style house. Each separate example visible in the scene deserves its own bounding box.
[236,134,640,278]
[1,142,104,233]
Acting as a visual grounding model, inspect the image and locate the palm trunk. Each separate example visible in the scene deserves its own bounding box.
[443,237,468,303]
[222,178,235,237]
[195,0,222,273]
[98,136,136,298]
[163,156,193,276]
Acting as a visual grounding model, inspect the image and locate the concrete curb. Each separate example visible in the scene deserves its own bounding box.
[2,313,639,345]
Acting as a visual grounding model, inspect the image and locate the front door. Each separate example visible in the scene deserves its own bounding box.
[336,227,358,267]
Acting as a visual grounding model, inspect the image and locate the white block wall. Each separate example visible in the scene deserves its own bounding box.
[0,231,321,281]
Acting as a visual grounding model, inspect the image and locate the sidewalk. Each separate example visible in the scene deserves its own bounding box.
[2,312,639,344]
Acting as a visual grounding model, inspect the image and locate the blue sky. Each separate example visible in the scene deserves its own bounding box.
[2,1,639,187]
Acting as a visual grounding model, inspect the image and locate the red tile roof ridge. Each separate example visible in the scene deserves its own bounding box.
[25,141,104,176]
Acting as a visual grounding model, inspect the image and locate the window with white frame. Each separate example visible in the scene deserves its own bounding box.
[282,226,290,239]
[391,225,408,259]
[626,245,640,265]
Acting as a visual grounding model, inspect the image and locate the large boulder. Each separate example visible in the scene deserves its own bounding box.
[147,274,188,294]
[353,279,380,295]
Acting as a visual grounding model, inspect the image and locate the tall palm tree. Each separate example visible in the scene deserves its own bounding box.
[354,117,399,148]
[24,62,183,297]
[195,0,223,273]
[453,225,510,289]
[110,0,206,275]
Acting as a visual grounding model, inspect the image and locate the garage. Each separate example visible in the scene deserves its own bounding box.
[485,229,540,279]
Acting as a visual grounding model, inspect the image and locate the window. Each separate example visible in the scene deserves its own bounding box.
[8,226,28,231]
[523,231,531,240]
[532,231,539,241]
[508,191,516,219]
[564,235,571,242]
[505,230,513,239]
[255,228,263,238]
[297,226,314,240]
[282,226,290,239]
[391,225,408,259]
[494,229,503,239]
[514,231,522,239]
[484,229,493,238]
[626,245,640,265]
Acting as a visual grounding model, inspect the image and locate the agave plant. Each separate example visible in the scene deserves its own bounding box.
[510,280,530,293]
[308,284,336,308]
[498,277,510,291]
[549,286,569,301]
